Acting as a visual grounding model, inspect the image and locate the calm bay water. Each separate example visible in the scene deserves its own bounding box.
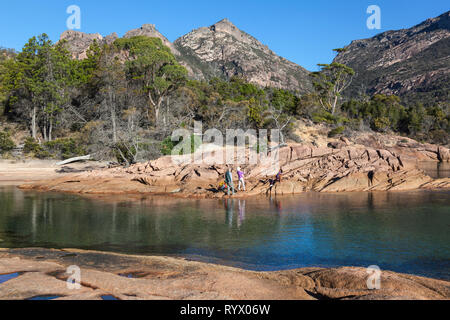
[0,186,449,280]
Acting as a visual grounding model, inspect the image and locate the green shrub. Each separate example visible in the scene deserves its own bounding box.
[43,138,86,160]
[0,131,15,153]
[312,110,349,125]
[161,134,201,156]
[24,137,85,159]
[373,117,391,132]
[23,138,42,154]
[312,111,338,124]
[113,142,137,165]
[328,126,345,138]
[161,137,177,156]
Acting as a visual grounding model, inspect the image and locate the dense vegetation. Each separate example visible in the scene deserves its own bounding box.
[0,37,448,162]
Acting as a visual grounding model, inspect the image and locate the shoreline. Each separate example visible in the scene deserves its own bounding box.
[1,247,449,300]
[0,161,448,200]
[0,159,109,186]
[7,140,450,198]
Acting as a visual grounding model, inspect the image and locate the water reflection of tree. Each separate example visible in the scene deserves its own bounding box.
[2,189,446,266]
[0,190,283,254]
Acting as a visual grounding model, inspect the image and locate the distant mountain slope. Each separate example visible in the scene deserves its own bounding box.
[335,11,450,105]
[58,20,312,93]
[174,19,312,93]
[57,11,450,100]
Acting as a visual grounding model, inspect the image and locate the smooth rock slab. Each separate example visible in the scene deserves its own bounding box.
[0,248,448,300]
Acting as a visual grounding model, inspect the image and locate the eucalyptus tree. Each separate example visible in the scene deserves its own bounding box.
[311,48,355,115]
[115,36,188,126]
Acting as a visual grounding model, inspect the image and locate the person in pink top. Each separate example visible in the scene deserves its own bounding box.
[237,167,246,191]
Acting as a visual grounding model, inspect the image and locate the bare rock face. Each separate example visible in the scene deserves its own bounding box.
[335,10,450,104]
[1,248,448,300]
[19,141,449,197]
[351,132,450,165]
[174,19,312,93]
[59,25,178,60]
[59,30,118,60]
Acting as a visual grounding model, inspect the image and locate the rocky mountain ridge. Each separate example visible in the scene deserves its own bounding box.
[173,19,312,93]
[58,11,450,101]
[58,18,312,93]
[334,10,450,105]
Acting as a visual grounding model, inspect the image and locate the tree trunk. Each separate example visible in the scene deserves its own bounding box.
[148,92,162,124]
[43,115,48,142]
[56,154,92,166]
[49,119,53,142]
[154,102,160,125]
[31,106,37,140]
[331,95,338,115]
[108,85,117,144]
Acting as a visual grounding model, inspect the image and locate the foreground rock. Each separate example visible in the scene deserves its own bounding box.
[19,140,450,197]
[0,248,448,300]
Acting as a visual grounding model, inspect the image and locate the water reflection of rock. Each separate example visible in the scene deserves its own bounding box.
[418,161,450,179]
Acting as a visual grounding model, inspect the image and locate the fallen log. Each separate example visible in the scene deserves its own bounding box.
[56,155,92,166]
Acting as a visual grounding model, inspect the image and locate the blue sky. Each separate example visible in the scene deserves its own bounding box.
[1,0,448,71]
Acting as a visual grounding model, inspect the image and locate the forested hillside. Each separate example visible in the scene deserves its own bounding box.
[0,28,448,162]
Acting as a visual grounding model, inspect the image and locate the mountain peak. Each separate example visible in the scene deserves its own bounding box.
[173,19,311,93]
[213,18,235,27]
[209,18,241,35]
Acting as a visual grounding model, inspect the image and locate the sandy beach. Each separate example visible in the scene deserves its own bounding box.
[0,160,107,186]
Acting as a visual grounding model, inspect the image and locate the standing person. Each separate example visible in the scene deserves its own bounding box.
[225,167,236,196]
[237,167,246,191]
[268,168,283,195]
